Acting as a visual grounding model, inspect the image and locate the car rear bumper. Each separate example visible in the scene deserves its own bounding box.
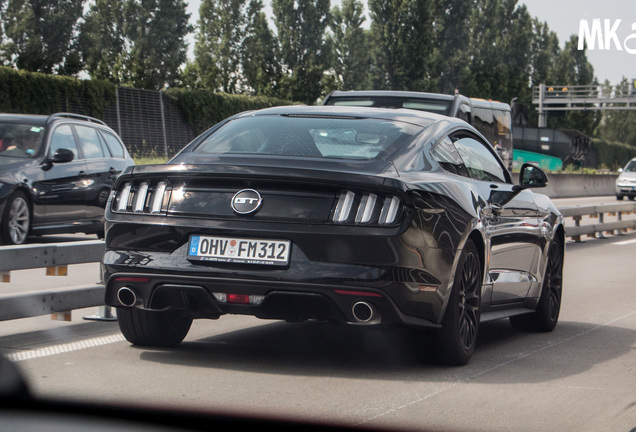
[104,271,442,328]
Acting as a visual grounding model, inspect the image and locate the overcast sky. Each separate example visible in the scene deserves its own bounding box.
[522,0,634,85]
[185,0,635,86]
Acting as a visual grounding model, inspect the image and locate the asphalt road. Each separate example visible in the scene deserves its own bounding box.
[1,195,635,431]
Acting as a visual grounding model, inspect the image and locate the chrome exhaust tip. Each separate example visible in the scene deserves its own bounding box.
[117,286,139,307]
[352,301,377,323]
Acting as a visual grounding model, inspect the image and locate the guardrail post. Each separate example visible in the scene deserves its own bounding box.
[616,211,625,235]
[83,305,116,322]
[573,216,582,242]
[83,263,117,322]
[595,212,606,239]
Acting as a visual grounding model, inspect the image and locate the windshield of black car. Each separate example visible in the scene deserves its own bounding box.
[193,115,421,160]
[0,123,45,158]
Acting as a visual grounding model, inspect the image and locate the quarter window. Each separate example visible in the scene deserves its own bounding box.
[431,137,468,177]
[100,130,126,158]
[452,135,507,183]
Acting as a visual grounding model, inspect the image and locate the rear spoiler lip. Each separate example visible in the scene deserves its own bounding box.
[116,160,407,194]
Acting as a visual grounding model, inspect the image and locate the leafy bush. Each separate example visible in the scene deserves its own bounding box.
[163,88,294,135]
[590,138,636,171]
[0,66,116,118]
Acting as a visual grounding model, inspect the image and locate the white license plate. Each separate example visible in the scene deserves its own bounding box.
[188,235,291,266]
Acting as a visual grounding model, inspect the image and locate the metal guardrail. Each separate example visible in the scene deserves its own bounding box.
[0,202,635,322]
[560,202,636,241]
[0,240,106,322]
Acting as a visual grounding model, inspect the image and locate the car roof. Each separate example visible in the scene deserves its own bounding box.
[0,113,49,126]
[0,112,107,127]
[324,90,459,102]
[233,105,453,129]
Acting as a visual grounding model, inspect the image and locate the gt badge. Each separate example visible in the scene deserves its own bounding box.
[231,189,262,215]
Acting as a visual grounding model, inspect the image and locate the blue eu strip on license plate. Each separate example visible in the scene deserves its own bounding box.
[188,235,291,266]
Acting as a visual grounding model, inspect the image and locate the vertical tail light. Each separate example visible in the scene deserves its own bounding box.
[355,193,377,223]
[116,182,132,211]
[150,182,167,213]
[379,196,400,225]
[113,180,170,215]
[332,190,402,225]
[333,190,355,223]
[133,182,149,212]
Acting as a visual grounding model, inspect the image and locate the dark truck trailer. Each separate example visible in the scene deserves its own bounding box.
[512,126,592,168]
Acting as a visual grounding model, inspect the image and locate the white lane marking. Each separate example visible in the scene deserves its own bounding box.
[614,238,636,246]
[357,310,636,426]
[6,333,126,362]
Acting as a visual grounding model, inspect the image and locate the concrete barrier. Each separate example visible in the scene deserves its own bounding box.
[542,173,617,198]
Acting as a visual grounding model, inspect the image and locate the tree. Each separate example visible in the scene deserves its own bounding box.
[0,0,6,59]
[272,0,331,104]
[125,0,192,90]
[328,0,370,91]
[547,35,599,134]
[367,0,436,91]
[195,0,247,93]
[431,0,473,95]
[241,0,281,96]
[468,0,533,103]
[529,19,560,88]
[595,81,636,147]
[79,0,127,84]
[1,0,85,75]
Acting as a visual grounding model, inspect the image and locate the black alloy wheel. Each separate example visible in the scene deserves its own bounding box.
[510,236,563,332]
[432,239,482,366]
[1,191,31,245]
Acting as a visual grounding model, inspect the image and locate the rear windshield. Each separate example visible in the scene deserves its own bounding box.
[326,97,452,116]
[0,123,45,158]
[193,115,422,160]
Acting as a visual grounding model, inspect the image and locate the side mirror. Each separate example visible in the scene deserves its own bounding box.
[518,163,548,189]
[51,148,74,163]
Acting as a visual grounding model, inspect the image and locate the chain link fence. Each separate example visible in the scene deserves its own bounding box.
[60,86,196,158]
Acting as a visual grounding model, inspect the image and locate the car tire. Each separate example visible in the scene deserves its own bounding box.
[510,236,563,332]
[616,195,623,200]
[1,191,31,245]
[116,307,193,347]
[431,239,482,366]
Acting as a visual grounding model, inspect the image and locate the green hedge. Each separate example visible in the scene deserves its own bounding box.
[0,67,293,136]
[590,138,636,170]
[163,88,293,135]
[0,66,116,118]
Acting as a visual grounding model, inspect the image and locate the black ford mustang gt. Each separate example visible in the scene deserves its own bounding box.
[103,105,565,365]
